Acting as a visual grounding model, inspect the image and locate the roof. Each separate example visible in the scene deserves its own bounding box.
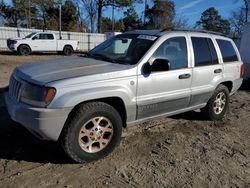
[125,28,226,37]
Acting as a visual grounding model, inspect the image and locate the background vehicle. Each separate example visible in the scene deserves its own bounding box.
[5,29,243,163]
[7,32,79,56]
[239,23,250,80]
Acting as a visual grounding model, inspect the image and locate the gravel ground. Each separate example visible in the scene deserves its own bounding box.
[0,52,250,188]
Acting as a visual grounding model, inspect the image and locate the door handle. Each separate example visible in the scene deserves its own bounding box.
[214,69,222,74]
[179,73,191,79]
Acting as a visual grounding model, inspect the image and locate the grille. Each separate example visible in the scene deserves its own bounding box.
[7,39,13,47]
[9,76,22,100]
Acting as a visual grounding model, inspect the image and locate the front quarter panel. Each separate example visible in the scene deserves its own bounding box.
[47,72,137,123]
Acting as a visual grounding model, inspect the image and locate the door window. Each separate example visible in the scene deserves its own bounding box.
[191,37,219,66]
[151,37,188,70]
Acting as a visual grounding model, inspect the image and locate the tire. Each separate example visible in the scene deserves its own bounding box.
[63,46,73,56]
[60,102,123,163]
[201,84,229,121]
[18,45,31,56]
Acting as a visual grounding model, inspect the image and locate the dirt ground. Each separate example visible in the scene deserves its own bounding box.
[0,51,250,188]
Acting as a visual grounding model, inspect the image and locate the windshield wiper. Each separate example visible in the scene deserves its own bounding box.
[90,53,117,63]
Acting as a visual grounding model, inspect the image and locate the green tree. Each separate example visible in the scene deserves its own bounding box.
[33,0,56,29]
[196,7,230,34]
[96,0,142,33]
[0,0,26,27]
[122,6,141,31]
[144,0,175,29]
[102,17,124,32]
[61,0,79,31]
[32,0,78,30]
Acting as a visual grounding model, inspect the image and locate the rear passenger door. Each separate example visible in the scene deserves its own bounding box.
[189,35,223,106]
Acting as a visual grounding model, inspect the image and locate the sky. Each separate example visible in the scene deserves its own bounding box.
[3,0,244,27]
[103,0,243,27]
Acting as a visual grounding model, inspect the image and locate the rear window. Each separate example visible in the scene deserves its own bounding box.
[216,39,238,62]
[191,37,218,66]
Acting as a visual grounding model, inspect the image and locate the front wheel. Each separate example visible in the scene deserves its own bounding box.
[18,45,31,56]
[201,84,229,121]
[60,102,122,163]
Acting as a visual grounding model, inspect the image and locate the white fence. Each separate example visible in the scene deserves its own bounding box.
[0,26,106,51]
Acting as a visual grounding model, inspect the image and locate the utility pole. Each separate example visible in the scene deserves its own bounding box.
[28,0,31,28]
[59,3,62,39]
[144,0,147,25]
[112,0,115,32]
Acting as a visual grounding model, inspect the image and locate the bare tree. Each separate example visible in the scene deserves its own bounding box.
[231,0,250,36]
[173,15,189,28]
[243,0,250,22]
[234,0,250,22]
[231,8,246,37]
[81,0,97,32]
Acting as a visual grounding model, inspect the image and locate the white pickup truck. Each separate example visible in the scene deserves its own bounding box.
[7,32,79,56]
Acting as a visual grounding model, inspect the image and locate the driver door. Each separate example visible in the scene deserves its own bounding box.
[136,36,192,119]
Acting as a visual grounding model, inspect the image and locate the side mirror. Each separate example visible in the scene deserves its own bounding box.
[151,59,170,72]
[122,39,128,43]
[142,59,170,76]
[142,62,151,75]
[32,37,36,40]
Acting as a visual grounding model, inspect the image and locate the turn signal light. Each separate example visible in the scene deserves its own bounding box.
[45,88,56,105]
[240,64,245,78]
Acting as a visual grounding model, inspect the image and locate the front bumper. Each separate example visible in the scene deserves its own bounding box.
[4,93,72,141]
[7,44,15,50]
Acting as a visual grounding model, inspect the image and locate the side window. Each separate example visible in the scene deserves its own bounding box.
[216,39,238,62]
[207,39,219,64]
[151,37,188,70]
[32,35,38,40]
[47,34,54,40]
[191,37,219,66]
[38,34,46,40]
[38,34,54,40]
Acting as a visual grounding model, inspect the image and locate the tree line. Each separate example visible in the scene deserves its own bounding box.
[0,0,249,37]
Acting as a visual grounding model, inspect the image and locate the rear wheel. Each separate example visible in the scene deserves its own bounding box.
[201,84,229,121]
[18,45,31,56]
[60,102,122,163]
[63,46,73,56]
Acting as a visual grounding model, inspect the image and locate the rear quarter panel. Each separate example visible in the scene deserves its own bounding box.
[57,40,78,51]
[213,36,243,93]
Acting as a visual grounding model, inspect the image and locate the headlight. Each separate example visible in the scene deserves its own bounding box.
[20,83,56,107]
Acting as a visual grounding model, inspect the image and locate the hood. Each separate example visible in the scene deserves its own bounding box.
[15,56,131,85]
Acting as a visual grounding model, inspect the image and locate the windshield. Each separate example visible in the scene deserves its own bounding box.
[25,32,37,38]
[89,34,158,65]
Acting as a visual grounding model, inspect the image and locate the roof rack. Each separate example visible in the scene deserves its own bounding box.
[159,27,227,36]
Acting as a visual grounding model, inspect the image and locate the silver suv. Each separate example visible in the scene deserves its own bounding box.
[5,29,244,163]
